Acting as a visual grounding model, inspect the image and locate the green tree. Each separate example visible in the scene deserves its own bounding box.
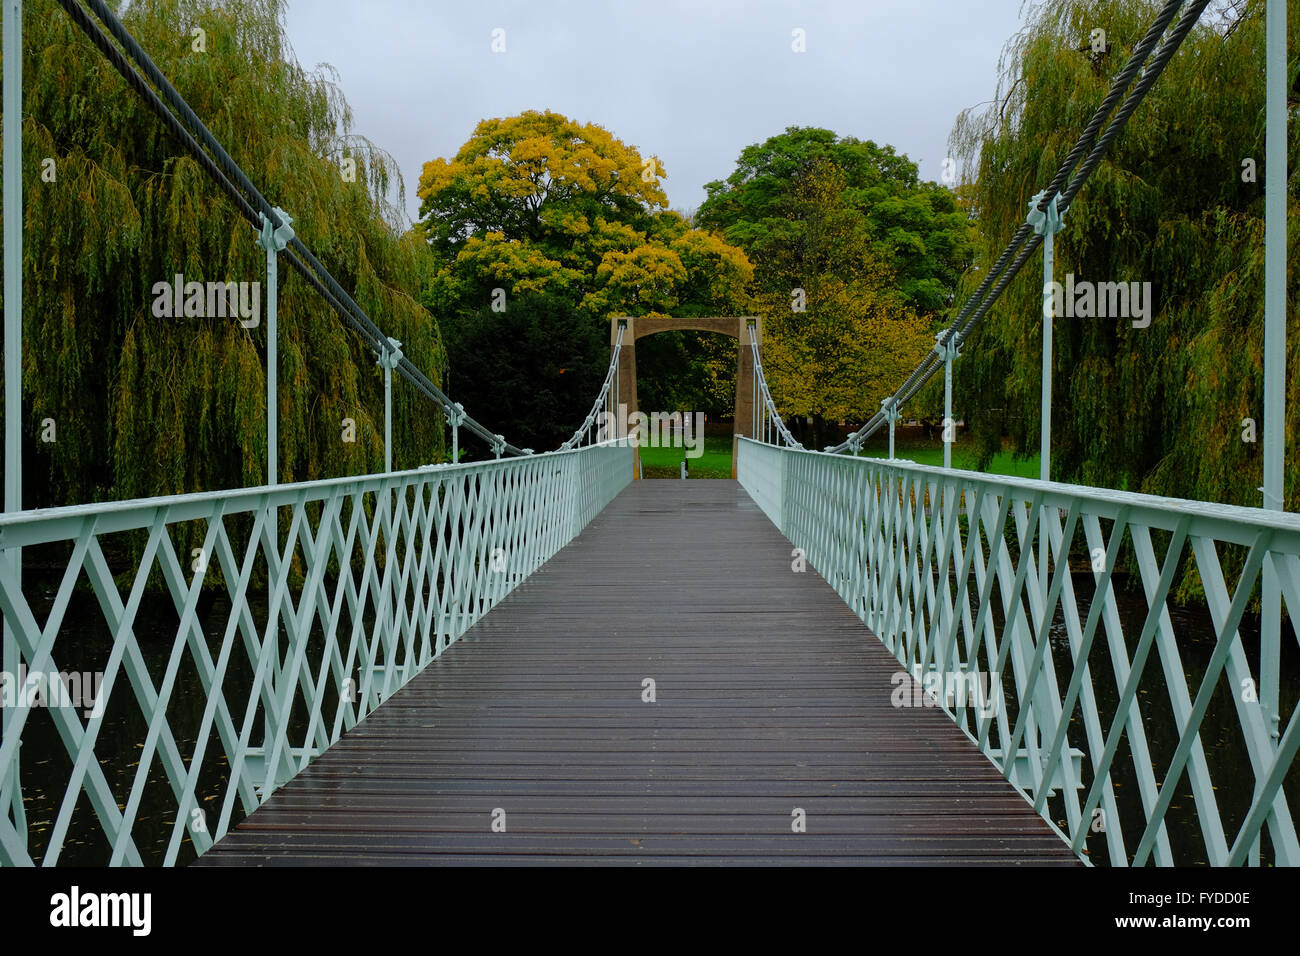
[698,128,972,440]
[6,0,442,506]
[748,162,933,449]
[417,111,753,447]
[698,126,974,317]
[948,0,1299,508]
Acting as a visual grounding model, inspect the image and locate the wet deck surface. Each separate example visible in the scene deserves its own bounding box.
[197,480,1079,866]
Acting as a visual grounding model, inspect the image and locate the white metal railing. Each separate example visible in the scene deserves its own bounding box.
[738,438,1300,866]
[747,324,803,450]
[0,440,632,866]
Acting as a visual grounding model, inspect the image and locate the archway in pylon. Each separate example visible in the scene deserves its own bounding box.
[610,316,762,479]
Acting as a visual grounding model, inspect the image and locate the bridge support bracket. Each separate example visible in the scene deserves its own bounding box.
[933,332,961,469]
[1027,190,1066,598]
[256,207,295,488]
[256,207,296,254]
[243,745,321,799]
[446,402,465,463]
[376,338,404,472]
[881,400,901,461]
[3,0,26,855]
[1025,188,1065,481]
[988,747,1085,801]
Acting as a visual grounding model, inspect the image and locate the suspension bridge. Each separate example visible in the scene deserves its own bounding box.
[1,0,1297,867]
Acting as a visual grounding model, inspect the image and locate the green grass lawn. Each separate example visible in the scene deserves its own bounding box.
[638,431,1040,481]
[639,433,734,478]
[860,443,1042,479]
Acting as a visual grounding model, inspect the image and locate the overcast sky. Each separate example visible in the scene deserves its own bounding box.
[282,0,1031,227]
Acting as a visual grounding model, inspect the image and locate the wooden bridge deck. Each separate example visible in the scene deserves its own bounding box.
[197,480,1079,866]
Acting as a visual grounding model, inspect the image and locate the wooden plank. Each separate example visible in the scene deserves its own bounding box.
[196,480,1080,866]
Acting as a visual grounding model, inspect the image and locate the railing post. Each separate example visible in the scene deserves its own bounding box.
[881,399,900,460]
[1028,193,1065,477]
[778,441,788,532]
[934,332,960,470]
[253,209,293,755]
[1028,191,1064,600]
[376,338,403,473]
[255,207,294,486]
[371,336,404,720]
[1259,0,1289,864]
[1261,0,1287,736]
[447,401,464,463]
[2,0,25,853]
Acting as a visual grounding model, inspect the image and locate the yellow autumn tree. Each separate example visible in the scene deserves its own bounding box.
[418,110,668,267]
[418,111,753,448]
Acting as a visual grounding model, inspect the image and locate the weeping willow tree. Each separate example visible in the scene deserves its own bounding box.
[948,0,1299,509]
[2,0,444,509]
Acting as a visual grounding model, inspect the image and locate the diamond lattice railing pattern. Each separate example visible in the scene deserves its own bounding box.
[738,438,1300,866]
[0,441,632,866]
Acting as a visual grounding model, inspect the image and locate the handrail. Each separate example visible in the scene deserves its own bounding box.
[0,440,633,865]
[737,438,1300,867]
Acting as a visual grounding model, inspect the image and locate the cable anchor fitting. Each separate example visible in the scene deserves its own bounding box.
[1025,190,1065,237]
[933,331,961,363]
[256,206,295,252]
[377,337,404,370]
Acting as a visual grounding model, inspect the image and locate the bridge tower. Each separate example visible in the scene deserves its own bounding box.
[610,316,761,478]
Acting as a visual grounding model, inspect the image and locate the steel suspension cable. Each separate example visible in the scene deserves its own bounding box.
[748,325,802,449]
[560,324,625,450]
[58,0,528,457]
[826,0,1206,454]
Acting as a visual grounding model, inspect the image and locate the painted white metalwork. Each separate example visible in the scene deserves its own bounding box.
[746,325,802,450]
[561,323,625,450]
[825,0,1211,459]
[1261,0,1288,770]
[256,206,295,486]
[738,439,1300,867]
[933,331,960,471]
[2,0,23,856]
[0,440,631,866]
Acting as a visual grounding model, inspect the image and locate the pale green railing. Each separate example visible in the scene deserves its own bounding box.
[0,440,632,866]
[738,438,1300,867]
